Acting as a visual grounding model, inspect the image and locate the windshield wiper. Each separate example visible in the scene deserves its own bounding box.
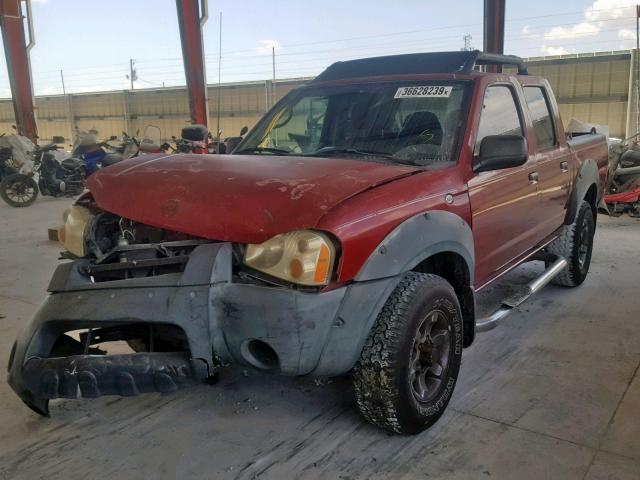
[235,147,291,156]
[303,146,423,166]
[303,146,398,161]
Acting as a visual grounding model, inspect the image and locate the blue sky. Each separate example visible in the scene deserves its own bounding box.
[0,0,638,96]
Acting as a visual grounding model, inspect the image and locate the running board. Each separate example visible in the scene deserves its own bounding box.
[475,257,568,333]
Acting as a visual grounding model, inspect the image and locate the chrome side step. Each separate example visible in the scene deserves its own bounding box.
[475,257,568,333]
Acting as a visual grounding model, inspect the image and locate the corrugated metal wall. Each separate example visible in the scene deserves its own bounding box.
[0,78,309,143]
[506,51,631,137]
[0,51,634,142]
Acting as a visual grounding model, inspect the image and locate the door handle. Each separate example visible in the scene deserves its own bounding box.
[560,161,569,172]
[528,171,539,184]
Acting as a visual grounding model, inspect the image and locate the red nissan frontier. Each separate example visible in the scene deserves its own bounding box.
[8,51,608,434]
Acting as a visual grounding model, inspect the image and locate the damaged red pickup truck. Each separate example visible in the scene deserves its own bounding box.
[8,51,608,434]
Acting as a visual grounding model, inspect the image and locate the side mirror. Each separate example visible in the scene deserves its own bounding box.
[473,135,528,173]
[51,135,65,144]
[240,126,248,136]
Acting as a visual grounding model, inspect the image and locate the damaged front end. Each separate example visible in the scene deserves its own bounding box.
[8,199,232,415]
[7,196,378,416]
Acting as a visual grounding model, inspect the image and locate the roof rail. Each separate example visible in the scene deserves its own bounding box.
[461,51,528,75]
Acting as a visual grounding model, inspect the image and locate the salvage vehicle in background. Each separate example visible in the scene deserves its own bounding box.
[0,128,164,208]
[0,135,82,207]
[8,51,608,435]
[603,133,640,217]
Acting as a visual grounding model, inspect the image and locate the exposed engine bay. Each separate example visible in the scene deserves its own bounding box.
[64,196,215,283]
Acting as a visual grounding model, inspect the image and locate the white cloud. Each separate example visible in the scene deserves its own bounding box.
[544,22,600,40]
[585,0,634,21]
[256,40,281,54]
[522,25,539,38]
[618,28,636,40]
[543,46,570,55]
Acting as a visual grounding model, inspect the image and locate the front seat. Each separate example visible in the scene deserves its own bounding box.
[399,112,443,145]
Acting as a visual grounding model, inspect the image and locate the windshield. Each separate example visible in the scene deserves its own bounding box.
[238,80,469,166]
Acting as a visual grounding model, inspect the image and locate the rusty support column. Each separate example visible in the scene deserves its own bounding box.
[176,0,208,127]
[483,0,506,73]
[0,0,38,141]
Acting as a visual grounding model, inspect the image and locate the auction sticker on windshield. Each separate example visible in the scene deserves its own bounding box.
[394,86,452,98]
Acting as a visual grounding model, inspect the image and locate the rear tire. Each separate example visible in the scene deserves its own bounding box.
[352,272,463,434]
[0,173,39,207]
[546,200,595,287]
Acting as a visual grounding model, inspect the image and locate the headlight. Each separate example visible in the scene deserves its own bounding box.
[58,205,94,257]
[244,230,336,286]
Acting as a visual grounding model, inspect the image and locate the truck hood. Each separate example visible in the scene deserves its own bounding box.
[87,153,417,243]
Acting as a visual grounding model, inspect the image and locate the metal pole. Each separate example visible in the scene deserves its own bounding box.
[216,11,222,139]
[0,0,38,142]
[175,0,209,128]
[129,59,135,90]
[272,46,276,106]
[60,69,66,95]
[634,5,640,133]
[483,0,506,73]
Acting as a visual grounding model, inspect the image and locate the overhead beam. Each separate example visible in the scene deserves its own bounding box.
[175,0,208,127]
[483,0,506,73]
[0,0,38,141]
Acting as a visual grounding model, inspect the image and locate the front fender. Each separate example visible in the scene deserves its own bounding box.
[355,210,475,284]
[310,211,475,375]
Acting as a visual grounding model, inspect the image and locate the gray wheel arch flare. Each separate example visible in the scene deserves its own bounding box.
[355,210,475,283]
[311,211,475,376]
[564,158,600,225]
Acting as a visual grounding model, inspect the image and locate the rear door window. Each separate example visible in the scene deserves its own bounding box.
[523,86,556,150]
[474,85,523,155]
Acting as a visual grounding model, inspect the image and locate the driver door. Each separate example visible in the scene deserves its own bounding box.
[468,84,540,288]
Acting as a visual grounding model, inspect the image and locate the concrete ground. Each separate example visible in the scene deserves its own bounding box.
[0,196,638,480]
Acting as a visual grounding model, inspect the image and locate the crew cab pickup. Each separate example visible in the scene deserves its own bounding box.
[8,51,609,434]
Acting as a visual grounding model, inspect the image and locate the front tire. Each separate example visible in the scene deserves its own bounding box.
[353,272,463,435]
[546,200,595,287]
[0,173,39,207]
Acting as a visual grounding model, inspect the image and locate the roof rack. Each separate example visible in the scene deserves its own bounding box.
[311,51,528,83]
[461,51,528,75]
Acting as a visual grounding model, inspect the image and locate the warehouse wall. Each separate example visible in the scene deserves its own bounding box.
[506,51,631,138]
[0,51,635,143]
[0,78,309,144]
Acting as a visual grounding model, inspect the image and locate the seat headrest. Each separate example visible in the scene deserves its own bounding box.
[400,112,443,144]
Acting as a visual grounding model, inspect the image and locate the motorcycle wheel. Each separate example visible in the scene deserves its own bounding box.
[0,173,39,207]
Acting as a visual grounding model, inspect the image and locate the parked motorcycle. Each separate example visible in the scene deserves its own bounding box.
[162,125,248,154]
[111,126,164,159]
[0,135,85,207]
[0,127,165,208]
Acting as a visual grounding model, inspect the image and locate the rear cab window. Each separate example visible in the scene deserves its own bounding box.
[474,85,524,156]
[523,86,557,150]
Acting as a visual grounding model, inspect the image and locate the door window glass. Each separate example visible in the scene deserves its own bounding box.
[524,86,556,149]
[474,85,523,155]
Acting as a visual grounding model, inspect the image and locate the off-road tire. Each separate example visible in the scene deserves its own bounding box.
[0,173,38,207]
[546,200,595,287]
[352,272,463,435]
